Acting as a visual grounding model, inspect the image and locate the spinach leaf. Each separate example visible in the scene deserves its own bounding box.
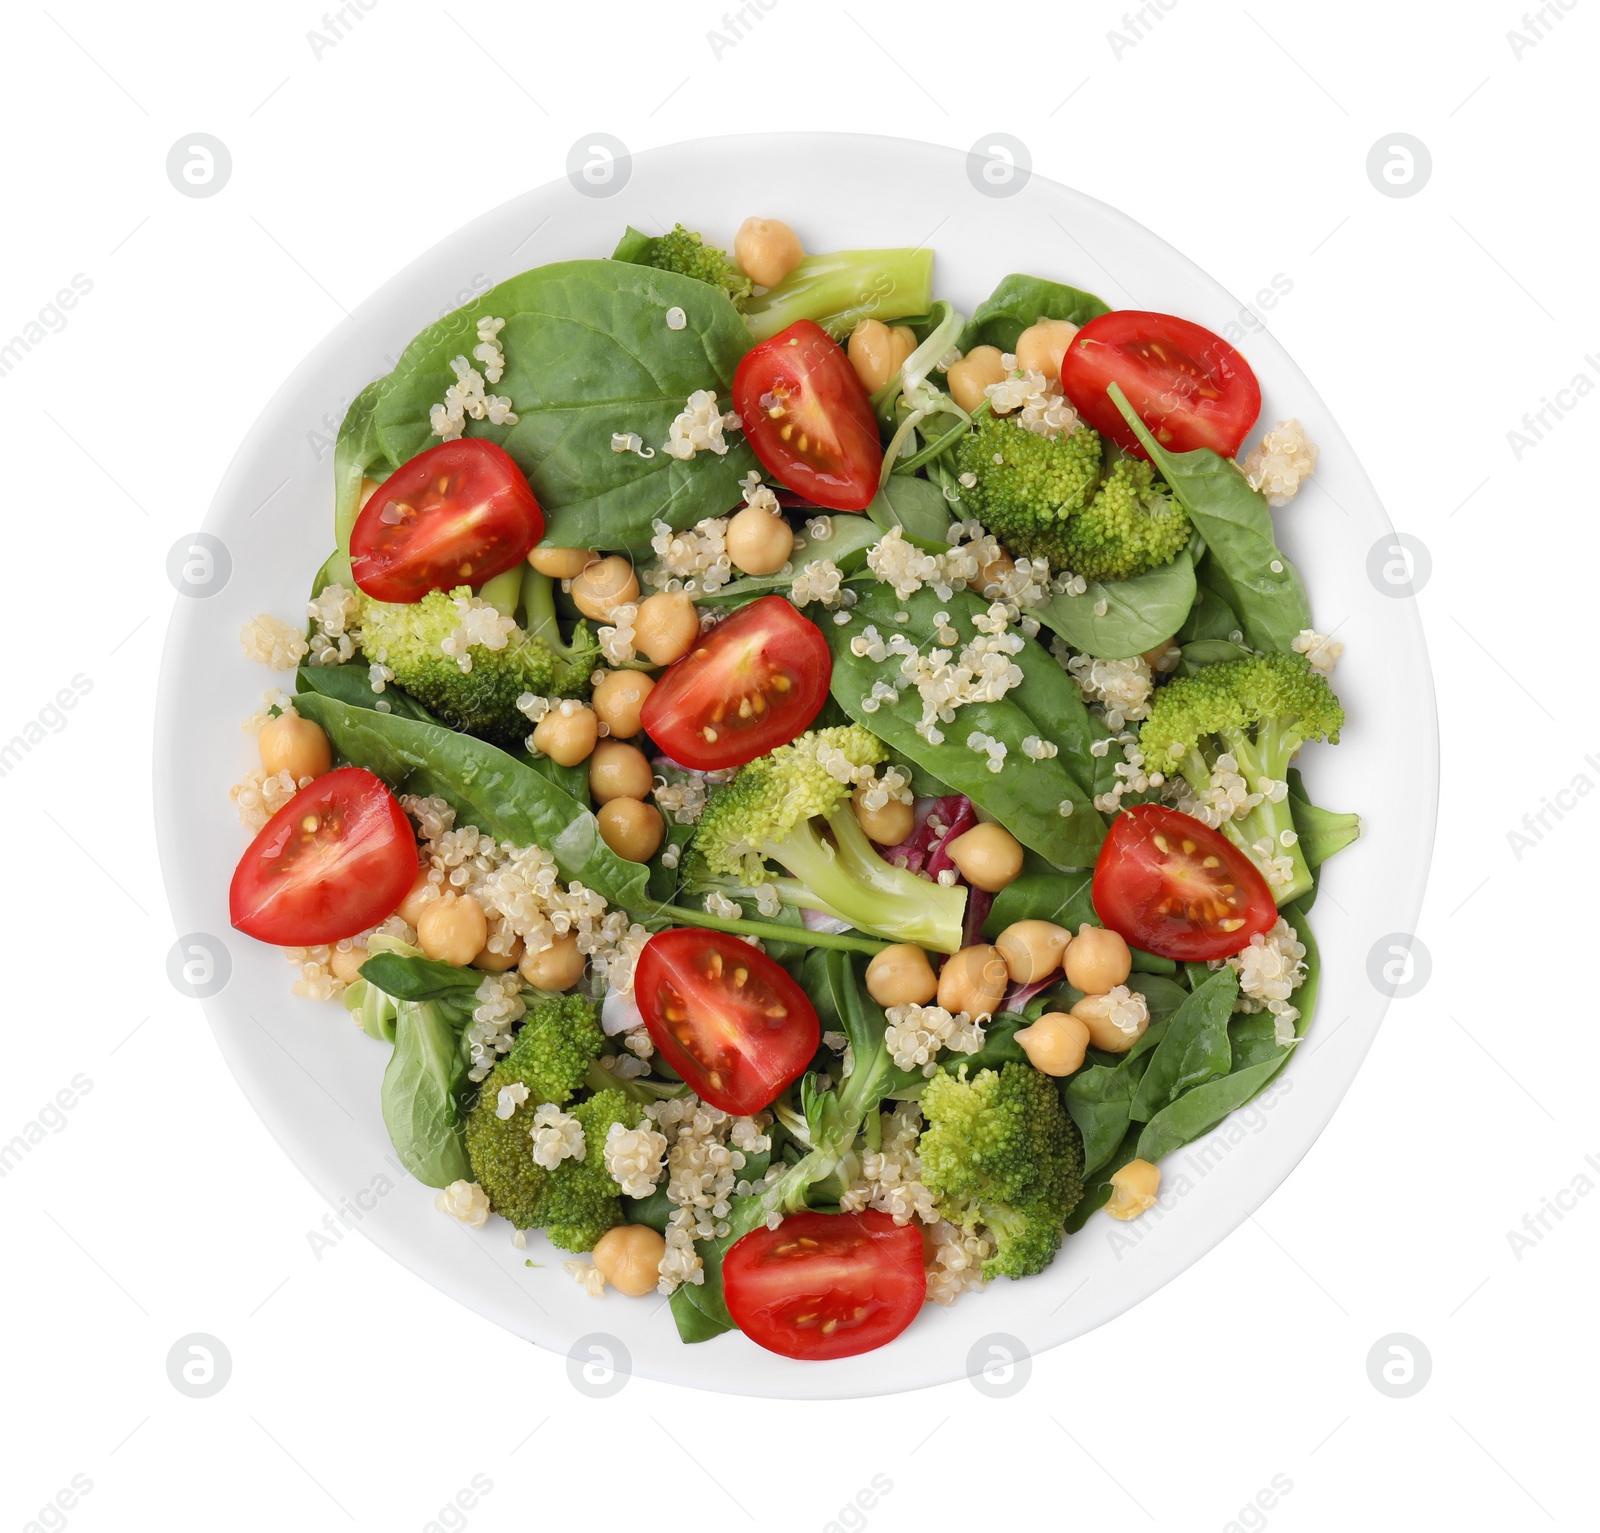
[381,1001,472,1188]
[827,585,1107,867]
[1288,768,1362,870]
[699,514,882,606]
[1178,584,1242,644]
[358,260,760,551]
[358,951,484,1005]
[866,476,955,548]
[1108,385,1310,653]
[296,662,438,723]
[1129,947,1177,976]
[670,1282,733,1343]
[334,379,391,552]
[983,867,1096,937]
[1031,552,1196,660]
[1064,1125,1140,1232]
[941,1012,1029,1073]
[957,274,1111,354]
[1127,969,1238,1122]
[1178,638,1253,675]
[293,692,650,910]
[1066,1060,1149,1177]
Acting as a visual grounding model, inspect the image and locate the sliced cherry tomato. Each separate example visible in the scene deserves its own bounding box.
[1092,803,1276,961]
[230,768,417,946]
[635,929,820,1114]
[1058,310,1261,459]
[349,439,543,602]
[640,595,829,771]
[733,320,883,511]
[723,1210,926,1360]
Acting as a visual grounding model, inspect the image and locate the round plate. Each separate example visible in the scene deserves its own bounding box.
[154,132,1437,1399]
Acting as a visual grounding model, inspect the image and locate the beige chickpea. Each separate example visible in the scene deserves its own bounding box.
[944,823,1025,893]
[472,931,524,973]
[865,944,939,1009]
[532,703,599,767]
[734,217,804,289]
[946,345,1008,414]
[258,712,332,782]
[417,894,489,967]
[358,476,383,512]
[1064,924,1132,995]
[852,785,914,846]
[597,797,663,862]
[569,555,640,621]
[633,591,699,666]
[519,933,586,991]
[591,669,654,739]
[936,944,1009,1021]
[995,920,1073,985]
[591,1223,668,1297]
[847,319,917,393]
[975,554,1015,598]
[527,546,597,579]
[1014,318,1079,381]
[725,502,795,575]
[1070,990,1149,1054]
[589,740,654,804]
[1014,1012,1091,1077]
[397,870,436,928]
[330,945,366,985]
[1105,1159,1161,1221]
[1141,640,1181,674]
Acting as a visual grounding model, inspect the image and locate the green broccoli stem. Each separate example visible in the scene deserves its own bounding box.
[742,248,935,343]
[519,565,593,668]
[582,1059,688,1104]
[478,567,524,617]
[1202,727,1315,907]
[639,899,890,956]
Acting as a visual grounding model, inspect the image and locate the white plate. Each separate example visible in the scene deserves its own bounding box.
[154,132,1437,1399]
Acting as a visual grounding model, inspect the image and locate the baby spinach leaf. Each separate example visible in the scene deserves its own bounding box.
[827,585,1106,868]
[983,866,1096,937]
[296,662,438,723]
[381,1001,472,1188]
[358,952,484,1005]
[358,260,760,551]
[334,379,391,552]
[1178,638,1253,675]
[1128,969,1238,1122]
[1288,768,1362,870]
[866,475,955,548]
[671,1281,734,1343]
[1178,584,1242,645]
[1066,1059,1150,1177]
[1107,385,1310,653]
[1031,551,1196,660]
[957,274,1111,354]
[293,692,651,910]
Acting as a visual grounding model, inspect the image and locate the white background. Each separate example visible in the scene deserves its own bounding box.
[2,1,1593,1529]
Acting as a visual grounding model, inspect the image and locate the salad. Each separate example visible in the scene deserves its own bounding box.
[227,214,1358,1361]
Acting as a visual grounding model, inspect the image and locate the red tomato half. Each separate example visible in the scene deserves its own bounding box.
[1092,803,1276,961]
[733,320,883,511]
[635,929,820,1114]
[640,595,829,771]
[230,768,418,946]
[350,439,543,602]
[1058,311,1261,459]
[724,1210,926,1360]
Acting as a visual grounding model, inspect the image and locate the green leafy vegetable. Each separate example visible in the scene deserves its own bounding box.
[1127,969,1238,1121]
[1031,551,1196,660]
[865,475,955,547]
[957,273,1111,354]
[381,1001,472,1188]
[296,662,438,723]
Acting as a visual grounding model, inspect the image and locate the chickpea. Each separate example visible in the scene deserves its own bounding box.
[1105,1159,1161,1221]
[520,933,586,991]
[397,870,437,928]
[1141,640,1181,675]
[258,712,331,782]
[944,822,1024,893]
[532,703,599,767]
[1064,924,1132,995]
[1014,318,1079,381]
[597,797,663,862]
[852,785,914,846]
[995,920,1072,985]
[330,945,366,985]
[725,502,795,575]
[591,669,654,739]
[591,1223,667,1297]
[528,546,597,579]
[865,944,938,1009]
[734,216,804,289]
[589,740,654,804]
[975,554,1014,598]
[417,894,489,967]
[1014,1012,1091,1077]
[946,345,1007,413]
[847,319,917,392]
[358,477,382,512]
[1071,990,1149,1053]
[472,931,524,972]
[935,944,1009,1021]
[569,555,640,621]
[633,591,699,666]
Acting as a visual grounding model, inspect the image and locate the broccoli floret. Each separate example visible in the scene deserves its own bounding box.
[1138,651,1345,906]
[537,1089,644,1253]
[687,726,968,953]
[917,1061,1085,1280]
[620,223,753,307]
[463,995,605,1228]
[955,415,1192,581]
[358,569,596,745]
[1053,455,1192,581]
